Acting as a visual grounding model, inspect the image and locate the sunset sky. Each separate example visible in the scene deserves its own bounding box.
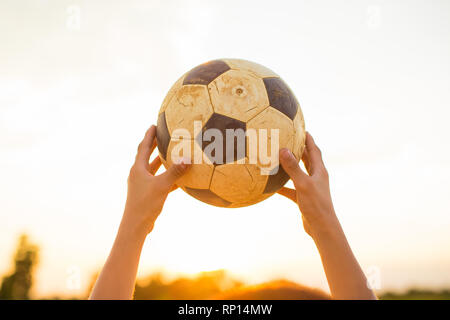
[1,0,450,298]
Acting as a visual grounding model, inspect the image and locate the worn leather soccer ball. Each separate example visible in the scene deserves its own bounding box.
[157,59,305,208]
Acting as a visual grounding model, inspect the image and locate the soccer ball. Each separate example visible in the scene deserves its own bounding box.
[157,59,305,208]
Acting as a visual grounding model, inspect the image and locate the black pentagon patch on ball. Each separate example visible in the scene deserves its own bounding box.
[183,60,230,86]
[184,187,232,207]
[156,112,170,160]
[263,77,298,120]
[196,113,247,165]
[263,165,290,194]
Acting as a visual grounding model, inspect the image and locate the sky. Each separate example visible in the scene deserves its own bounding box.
[1,0,450,298]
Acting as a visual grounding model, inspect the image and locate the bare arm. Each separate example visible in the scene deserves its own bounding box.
[89,125,190,300]
[278,133,376,300]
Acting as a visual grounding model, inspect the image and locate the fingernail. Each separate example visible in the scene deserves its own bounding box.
[179,158,192,170]
[175,157,191,166]
[280,148,293,160]
[181,157,191,165]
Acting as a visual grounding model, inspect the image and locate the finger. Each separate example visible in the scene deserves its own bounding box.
[279,148,308,188]
[149,156,162,175]
[135,125,157,169]
[277,187,297,203]
[156,159,191,190]
[150,137,157,155]
[305,132,326,175]
[301,147,312,175]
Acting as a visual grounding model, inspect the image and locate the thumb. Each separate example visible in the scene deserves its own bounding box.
[157,159,191,190]
[279,148,308,188]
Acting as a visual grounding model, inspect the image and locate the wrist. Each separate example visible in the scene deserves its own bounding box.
[119,210,153,243]
[307,210,343,242]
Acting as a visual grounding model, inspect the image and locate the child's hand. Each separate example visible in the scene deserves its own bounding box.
[278,133,376,299]
[90,125,191,300]
[278,132,338,239]
[123,125,190,236]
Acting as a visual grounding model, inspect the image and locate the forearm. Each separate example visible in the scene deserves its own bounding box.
[311,214,377,300]
[89,214,147,300]
[88,125,188,300]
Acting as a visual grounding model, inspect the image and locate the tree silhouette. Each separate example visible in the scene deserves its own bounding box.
[0,234,39,299]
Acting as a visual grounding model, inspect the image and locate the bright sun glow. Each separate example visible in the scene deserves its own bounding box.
[1,0,450,298]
